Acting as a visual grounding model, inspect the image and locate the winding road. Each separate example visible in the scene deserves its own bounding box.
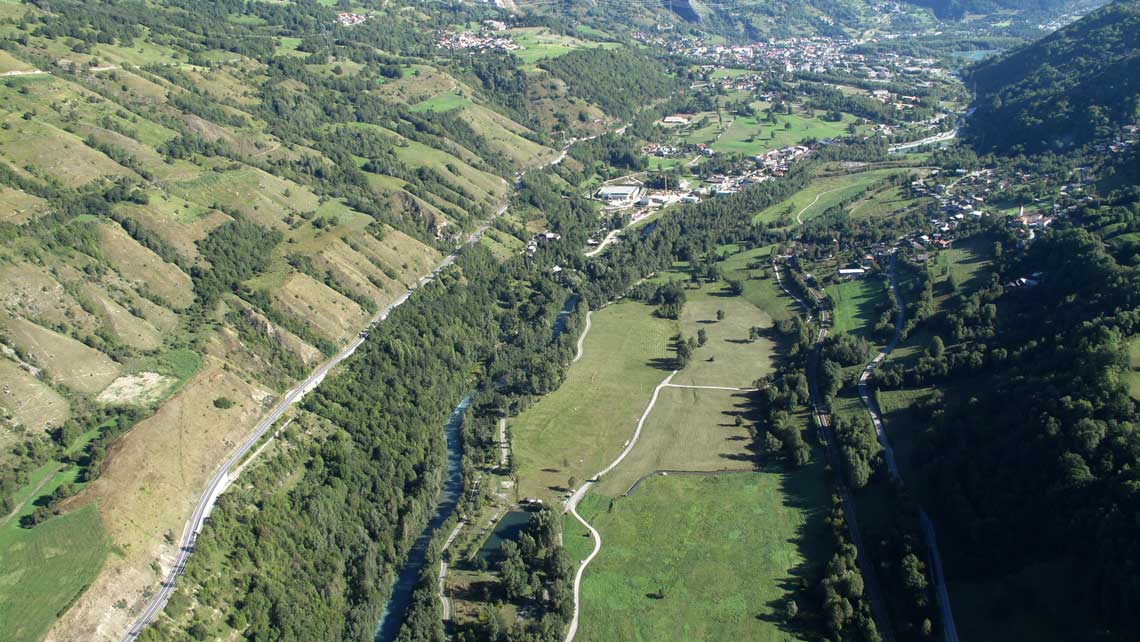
[856,256,959,642]
[563,371,677,642]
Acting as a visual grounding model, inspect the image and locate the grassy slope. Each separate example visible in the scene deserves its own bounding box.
[826,276,889,343]
[575,469,830,642]
[593,386,756,495]
[672,282,778,388]
[511,301,676,503]
[552,248,831,641]
[752,168,905,225]
[0,3,576,639]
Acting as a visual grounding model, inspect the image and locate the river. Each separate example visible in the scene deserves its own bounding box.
[374,292,579,639]
[552,293,581,338]
[373,394,470,642]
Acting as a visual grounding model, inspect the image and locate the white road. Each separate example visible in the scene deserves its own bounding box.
[563,371,676,642]
[795,185,850,225]
[889,128,958,153]
[573,311,592,363]
[437,520,466,622]
[584,229,620,257]
[856,256,959,642]
[498,417,509,469]
[664,383,758,392]
[771,260,814,321]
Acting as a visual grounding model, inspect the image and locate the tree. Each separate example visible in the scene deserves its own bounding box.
[716,309,725,321]
[697,328,708,346]
[676,340,693,368]
[499,541,530,599]
[928,335,945,359]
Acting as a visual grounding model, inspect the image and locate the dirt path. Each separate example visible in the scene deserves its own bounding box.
[573,311,592,363]
[771,260,814,321]
[795,185,848,225]
[437,520,466,622]
[498,417,509,469]
[563,371,677,642]
[664,383,757,392]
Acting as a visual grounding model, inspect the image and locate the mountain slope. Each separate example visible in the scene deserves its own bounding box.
[966,0,1140,154]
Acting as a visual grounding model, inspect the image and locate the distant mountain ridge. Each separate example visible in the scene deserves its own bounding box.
[966,0,1140,154]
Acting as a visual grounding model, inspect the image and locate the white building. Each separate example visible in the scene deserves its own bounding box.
[596,184,642,207]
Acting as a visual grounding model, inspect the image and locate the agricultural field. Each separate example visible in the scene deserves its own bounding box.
[506,27,619,64]
[671,283,779,388]
[409,91,472,113]
[0,502,109,642]
[717,245,799,322]
[1127,336,1140,400]
[510,301,676,503]
[593,387,757,496]
[825,276,889,343]
[710,111,858,157]
[847,185,929,220]
[0,429,109,642]
[573,467,832,642]
[752,167,910,225]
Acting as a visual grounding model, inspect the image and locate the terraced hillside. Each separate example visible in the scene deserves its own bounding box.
[0,1,629,640]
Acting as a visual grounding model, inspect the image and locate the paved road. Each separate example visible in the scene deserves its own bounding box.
[118,208,505,642]
[563,371,676,642]
[807,325,896,642]
[437,520,466,622]
[890,128,958,153]
[857,256,959,642]
[777,251,894,641]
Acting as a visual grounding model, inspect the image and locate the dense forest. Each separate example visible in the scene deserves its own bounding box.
[967,0,1140,153]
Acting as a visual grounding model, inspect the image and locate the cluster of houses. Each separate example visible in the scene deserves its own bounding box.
[641,142,683,157]
[631,31,948,87]
[524,231,562,256]
[436,28,520,53]
[1107,124,1139,154]
[335,12,367,26]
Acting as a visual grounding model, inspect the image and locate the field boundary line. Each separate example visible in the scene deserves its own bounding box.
[622,468,755,497]
[664,383,757,392]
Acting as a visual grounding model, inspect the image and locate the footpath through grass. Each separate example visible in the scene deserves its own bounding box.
[752,168,906,226]
[511,301,675,503]
[575,469,831,642]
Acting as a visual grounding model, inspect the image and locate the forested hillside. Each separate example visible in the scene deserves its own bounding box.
[967,0,1140,153]
[0,0,663,639]
[865,3,1140,637]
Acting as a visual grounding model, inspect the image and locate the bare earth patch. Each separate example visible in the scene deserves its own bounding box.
[96,372,175,406]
